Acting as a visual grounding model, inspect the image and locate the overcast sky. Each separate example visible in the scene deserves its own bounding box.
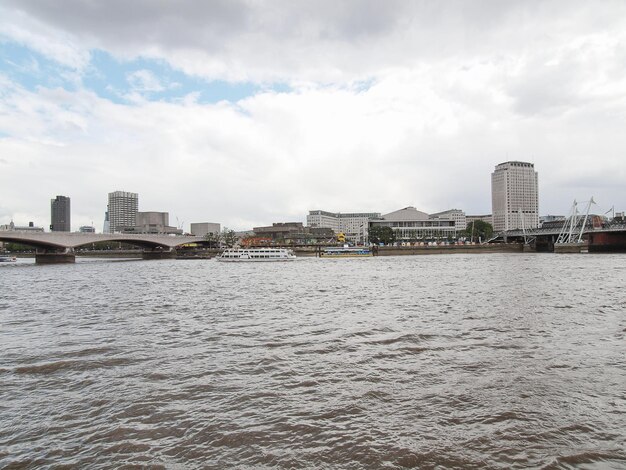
[1,1,624,231]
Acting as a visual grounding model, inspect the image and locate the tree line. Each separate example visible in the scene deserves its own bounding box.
[368,220,493,245]
[203,228,238,247]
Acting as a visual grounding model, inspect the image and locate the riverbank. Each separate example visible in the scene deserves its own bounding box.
[7,244,524,260]
[292,243,523,256]
[9,250,144,259]
[375,243,523,255]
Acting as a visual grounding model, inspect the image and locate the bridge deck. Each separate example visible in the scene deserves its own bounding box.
[0,232,207,250]
[496,223,626,239]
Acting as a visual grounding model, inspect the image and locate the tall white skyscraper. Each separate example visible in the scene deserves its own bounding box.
[491,161,539,232]
[107,191,138,233]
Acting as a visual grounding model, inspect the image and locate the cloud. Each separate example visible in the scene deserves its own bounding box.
[0,6,90,70]
[4,1,622,84]
[126,69,165,93]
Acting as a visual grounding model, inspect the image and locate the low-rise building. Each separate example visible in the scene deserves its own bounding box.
[190,222,221,237]
[429,209,466,231]
[307,210,381,244]
[369,206,456,242]
[253,222,304,240]
[539,215,566,227]
[120,211,182,235]
[307,211,340,233]
[0,221,44,232]
[253,222,334,244]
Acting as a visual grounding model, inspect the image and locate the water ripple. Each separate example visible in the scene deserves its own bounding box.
[1,254,625,468]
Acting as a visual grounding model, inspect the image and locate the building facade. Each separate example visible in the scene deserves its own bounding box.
[253,222,334,244]
[50,195,71,232]
[0,221,44,232]
[539,215,566,227]
[307,211,341,233]
[103,210,109,234]
[115,211,182,234]
[429,209,466,231]
[369,206,457,242]
[491,161,539,232]
[307,210,381,244]
[107,191,138,233]
[131,212,182,234]
[190,222,221,237]
[466,214,492,226]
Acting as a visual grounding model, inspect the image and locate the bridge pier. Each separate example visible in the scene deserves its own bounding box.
[35,248,76,264]
[554,242,589,253]
[142,248,176,260]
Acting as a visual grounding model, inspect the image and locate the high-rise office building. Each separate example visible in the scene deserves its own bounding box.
[107,191,138,233]
[50,195,71,232]
[491,161,539,232]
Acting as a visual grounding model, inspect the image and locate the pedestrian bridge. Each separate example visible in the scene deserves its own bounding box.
[492,222,626,252]
[497,222,626,239]
[0,231,208,263]
[492,223,626,240]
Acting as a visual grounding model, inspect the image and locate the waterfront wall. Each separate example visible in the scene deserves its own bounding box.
[293,244,524,257]
[375,244,524,256]
[12,244,526,260]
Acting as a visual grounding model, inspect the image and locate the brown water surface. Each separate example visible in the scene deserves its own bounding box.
[1,254,625,468]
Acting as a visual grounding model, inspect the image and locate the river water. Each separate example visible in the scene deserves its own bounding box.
[1,254,625,469]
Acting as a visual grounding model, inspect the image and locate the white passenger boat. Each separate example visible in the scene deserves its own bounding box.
[0,255,17,263]
[217,247,297,262]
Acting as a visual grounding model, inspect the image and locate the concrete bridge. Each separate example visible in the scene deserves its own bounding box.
[0,231,208,263]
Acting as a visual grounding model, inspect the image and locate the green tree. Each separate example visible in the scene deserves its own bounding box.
[221,227,238,247]
[462,220,493,241]
[368,226,396,245]
[3,242,33,252]
[203,231,221,248]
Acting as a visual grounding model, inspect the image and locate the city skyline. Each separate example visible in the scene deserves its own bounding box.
[0,160,618,234]
[1,2,625,231]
